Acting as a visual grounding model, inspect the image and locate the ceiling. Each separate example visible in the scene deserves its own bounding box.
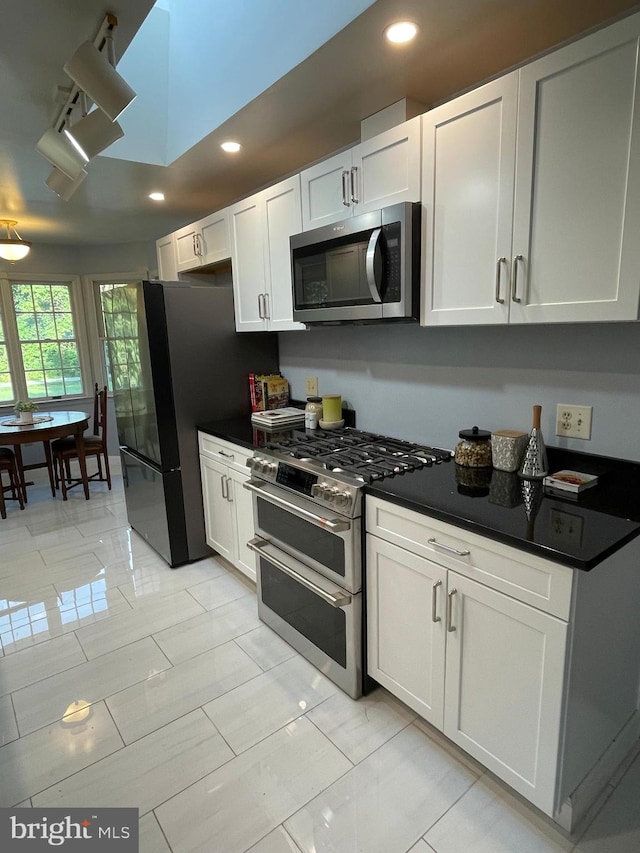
[2,0,640,249]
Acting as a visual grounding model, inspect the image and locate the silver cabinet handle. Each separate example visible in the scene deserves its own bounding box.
[350,166,359,204]
[263,292,270,320]
[196,234,203,256]
[220,474,228,500]
[248,538,352,608]
[432,579,442,623]
[495,257,506,304]
[511,254,524,303]
[226,477,233,503]
[219,450,234,460]
[243,479,350,532]
[427,537,470,557]
[258,293,265,319]
[341,170,351,207]
[447,588,457,632]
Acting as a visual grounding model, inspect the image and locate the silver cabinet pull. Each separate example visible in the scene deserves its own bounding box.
[195,234,202,256]
[263,292,270,320]
[495,257,506,304]
[219,450,234,460]
[511,254,524,303]
[432,579,442,623]
[447,588,457,632]
[258,293,265,319]
[350,166,359,204]
[427,537,470,557]
[192,234,197,256]
[220,474,228,500]
[341,170,351,207]
[226,477,233,503]
[248,538,352,608]
[243,480,350,532]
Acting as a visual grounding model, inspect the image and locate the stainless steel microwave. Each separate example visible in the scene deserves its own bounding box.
[290,201,421,325]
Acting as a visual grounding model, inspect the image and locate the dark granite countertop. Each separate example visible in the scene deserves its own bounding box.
[196,418,640,571]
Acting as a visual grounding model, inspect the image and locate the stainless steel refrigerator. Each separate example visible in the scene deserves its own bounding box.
[107,279,278,567]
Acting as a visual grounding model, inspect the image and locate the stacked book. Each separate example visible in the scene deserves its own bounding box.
[543,470,598,497]
[251,407,306,429]
[249,373,290,411]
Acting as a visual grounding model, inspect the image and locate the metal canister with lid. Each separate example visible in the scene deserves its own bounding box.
[304,396,323,429]
[455,426,492,467]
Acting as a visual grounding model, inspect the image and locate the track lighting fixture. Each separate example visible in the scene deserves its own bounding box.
[64,39,136,122]
[64,109,124,161]
[45,167,88,200]
[36,127,87,180]
[0,220,31,262]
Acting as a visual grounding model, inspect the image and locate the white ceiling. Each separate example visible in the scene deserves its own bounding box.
[2,0,639,250]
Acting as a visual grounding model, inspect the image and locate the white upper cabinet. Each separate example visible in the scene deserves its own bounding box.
[422,13,640,325]
[156,231,178,281]
[230,174,305,332]
[300,117,422,230]
[173,208,231,274]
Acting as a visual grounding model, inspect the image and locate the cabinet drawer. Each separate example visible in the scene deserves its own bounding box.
[198,432,251,474]
[366,497,573,619]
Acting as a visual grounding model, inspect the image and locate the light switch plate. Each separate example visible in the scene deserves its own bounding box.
[305,376,318,397]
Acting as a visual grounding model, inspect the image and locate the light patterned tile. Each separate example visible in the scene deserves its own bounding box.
[0,694,18,746]
[119,558,227,604]
[75,588,204,659]
[247,826,304,853]
[12,636,171,735]
[155,717,351,853]
[203,655,338,754]
[33,709,233,816]
[284,723,478,853]
[424,773,573,853]
[0,633,86,696]
[153,595,261,664]
[107,641,262,744]
[0,701,123,806]
[407,842,436,853]
[307,687,416,764]
[186,570,253,611]
[139,812,172,853]
[235,624,298,671]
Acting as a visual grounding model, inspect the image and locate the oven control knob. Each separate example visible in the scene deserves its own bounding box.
[267,462,278,477]
[312,483,329,498]
[334,491,352,508]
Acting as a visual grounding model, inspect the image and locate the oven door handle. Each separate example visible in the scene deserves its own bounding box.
[248,538,352,608]
[243,480,351,532]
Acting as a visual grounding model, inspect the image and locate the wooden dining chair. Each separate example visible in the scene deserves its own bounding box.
[0,447,25,519]
[52,383,111,500]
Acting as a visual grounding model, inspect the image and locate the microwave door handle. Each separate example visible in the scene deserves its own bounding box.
[365,227,383,303]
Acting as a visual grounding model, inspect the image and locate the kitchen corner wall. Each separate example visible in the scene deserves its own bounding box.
[278,322,640,463]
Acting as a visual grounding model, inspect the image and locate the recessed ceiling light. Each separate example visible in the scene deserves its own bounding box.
[149,192,165,201]
[385,21,418,44]
[221,141,241,153]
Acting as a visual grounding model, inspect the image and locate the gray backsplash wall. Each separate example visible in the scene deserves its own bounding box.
[278,322,640,463]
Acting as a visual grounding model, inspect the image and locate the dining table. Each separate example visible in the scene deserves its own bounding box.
[0,411,90,501]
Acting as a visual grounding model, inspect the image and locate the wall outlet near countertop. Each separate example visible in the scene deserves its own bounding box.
[556,404,592,440]
[305,376,318,397]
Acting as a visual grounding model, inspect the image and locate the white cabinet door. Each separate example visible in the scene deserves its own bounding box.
[199,208,230,265]
[200,455,234,562]
[421,75,517,325]
[262,176,306,331]
[156,232,178,281]
[300,150,354,230]
[354,116,422,214]
[174,221,202,273]
[229,195,268,332]
[443,571,568,815]
[511,15,640,323]
[366,535,446,727]
[228,467,256,582]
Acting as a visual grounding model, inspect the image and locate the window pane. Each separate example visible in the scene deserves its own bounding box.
[11,282,84,399]
[0,312,13,402]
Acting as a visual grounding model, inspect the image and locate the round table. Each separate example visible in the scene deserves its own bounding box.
[0,411,91,501]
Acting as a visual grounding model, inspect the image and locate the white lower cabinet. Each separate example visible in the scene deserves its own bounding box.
[198,433,256,582]
[366,496,640,825]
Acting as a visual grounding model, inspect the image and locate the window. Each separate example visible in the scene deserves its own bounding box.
[0,274,89,404]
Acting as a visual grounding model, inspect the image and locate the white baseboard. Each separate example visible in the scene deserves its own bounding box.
[555,710,640,833]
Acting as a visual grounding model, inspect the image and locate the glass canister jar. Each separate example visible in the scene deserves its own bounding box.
[455,426,492,468]
[305,396,323,429]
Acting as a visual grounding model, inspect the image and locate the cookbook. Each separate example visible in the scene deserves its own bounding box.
[543,470,598,493]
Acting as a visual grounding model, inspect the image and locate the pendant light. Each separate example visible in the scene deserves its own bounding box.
[0,220,31,262]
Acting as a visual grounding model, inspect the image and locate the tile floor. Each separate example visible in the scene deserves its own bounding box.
[1,467,639,852]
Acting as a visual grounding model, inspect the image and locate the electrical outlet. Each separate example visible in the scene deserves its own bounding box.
[555,404,593,440]
[305,376,318,397]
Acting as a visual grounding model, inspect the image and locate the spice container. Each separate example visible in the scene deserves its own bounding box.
[491,429,528,473]
[455,426,492,468]
[305,396,323,429]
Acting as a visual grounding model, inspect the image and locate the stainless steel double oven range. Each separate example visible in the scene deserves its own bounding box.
[245,428,453,698]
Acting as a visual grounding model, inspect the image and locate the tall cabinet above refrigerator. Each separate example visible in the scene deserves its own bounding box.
[107,279,278,567]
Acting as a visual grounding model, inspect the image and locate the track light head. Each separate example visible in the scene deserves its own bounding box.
[64,40,136,122]
[36,127,87,180]
[64,109,124,161]
[45,167,88,200]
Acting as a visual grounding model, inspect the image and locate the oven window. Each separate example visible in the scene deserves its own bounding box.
[257,499,346,577]
[260,560,347,668]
